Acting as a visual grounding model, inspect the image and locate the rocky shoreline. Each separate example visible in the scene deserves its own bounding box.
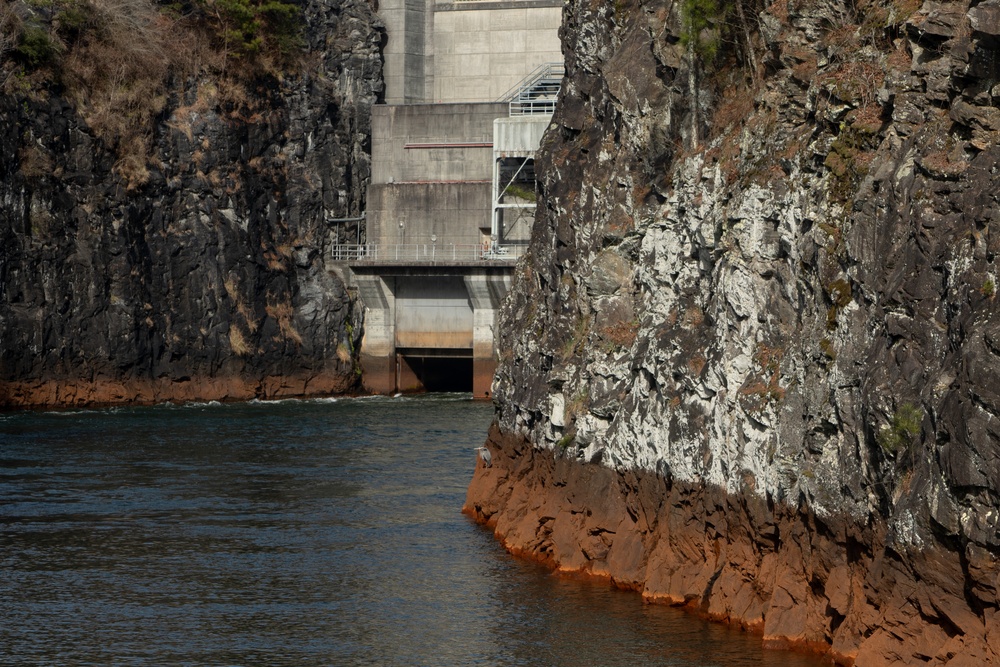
[465,425,1000,666]
[0,372,359,409]
[470,0,1000,663]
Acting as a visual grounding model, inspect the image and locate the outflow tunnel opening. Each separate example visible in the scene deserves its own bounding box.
[398,354,474,393]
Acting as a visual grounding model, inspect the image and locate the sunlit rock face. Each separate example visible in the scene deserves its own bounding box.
[468,0,1000,663]
[0,0,383,407]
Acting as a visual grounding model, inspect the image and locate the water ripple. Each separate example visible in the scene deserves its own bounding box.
[0,397,824,666]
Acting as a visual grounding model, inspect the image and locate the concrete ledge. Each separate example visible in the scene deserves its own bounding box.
[436,0,562,10]
[348,259,519,268]
[350,265,515,277]
[396,347,474,357]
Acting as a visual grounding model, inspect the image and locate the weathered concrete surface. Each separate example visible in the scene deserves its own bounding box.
[360,354,397,395]
[367,103,506,248]
[472,358,496,399]
[379,0,562,103]
[353,269,509,396]
[469,0,1000,662]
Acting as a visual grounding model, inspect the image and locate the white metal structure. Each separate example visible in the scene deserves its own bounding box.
[498,62,565,116]
[490,64,564,247]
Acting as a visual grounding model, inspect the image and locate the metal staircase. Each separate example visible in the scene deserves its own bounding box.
[500,62,565,116]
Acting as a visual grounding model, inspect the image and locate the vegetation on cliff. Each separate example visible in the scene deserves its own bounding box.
[0,0,305,186]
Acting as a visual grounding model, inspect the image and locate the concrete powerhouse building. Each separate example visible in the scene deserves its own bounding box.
[332,0,564,398]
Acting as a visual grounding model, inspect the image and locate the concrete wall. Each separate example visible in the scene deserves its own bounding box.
[380,0,432,103]
[361,1,559,395]
[432,3,562,103]
[369,103,508,247]
[369,182,493,247]
[395,277,473,348]
[371,103,506,183]
[356,275,396,394]
[354,268,510,398]
[379,0,562,104]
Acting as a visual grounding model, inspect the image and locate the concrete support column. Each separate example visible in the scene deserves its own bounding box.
[356,275,397,394]
[464,272,510,399]
[378,0,431,103]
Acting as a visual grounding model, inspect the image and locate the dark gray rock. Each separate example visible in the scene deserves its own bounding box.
[970,0,1000,35]
[0,0,383,406]
[485,0,1000,662]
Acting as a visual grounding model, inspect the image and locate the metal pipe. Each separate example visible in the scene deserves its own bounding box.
[328,213,366,223]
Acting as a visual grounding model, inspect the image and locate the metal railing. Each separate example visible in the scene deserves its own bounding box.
[331,243,527,263]
[498,62,565,116]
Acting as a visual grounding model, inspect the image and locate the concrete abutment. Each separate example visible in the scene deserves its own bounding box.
[348,267,510,397]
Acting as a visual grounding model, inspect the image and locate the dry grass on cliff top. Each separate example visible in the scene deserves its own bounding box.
[0,0,303,188]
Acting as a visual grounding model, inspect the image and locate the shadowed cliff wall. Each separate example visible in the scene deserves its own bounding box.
[0,0,384,407]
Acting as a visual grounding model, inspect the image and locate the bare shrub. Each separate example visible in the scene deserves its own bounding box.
[3,0,303,187]
[18,143,53,178]
[598,319,639,351]
[819,60,884,107]
[266,300,302,346]
[229,325,252,356]
[58,0,176,187]
[17,0,227,187]
[712,91,755,141]
[336,343,351,364]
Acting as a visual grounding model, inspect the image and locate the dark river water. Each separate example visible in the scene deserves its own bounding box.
[0,395,826,666]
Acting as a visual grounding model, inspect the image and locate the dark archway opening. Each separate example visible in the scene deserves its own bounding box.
[399,354,473,393]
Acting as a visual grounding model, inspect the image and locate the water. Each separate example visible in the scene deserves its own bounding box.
[0,395,826,666]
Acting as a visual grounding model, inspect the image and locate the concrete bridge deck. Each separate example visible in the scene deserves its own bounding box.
[332,242,527,266]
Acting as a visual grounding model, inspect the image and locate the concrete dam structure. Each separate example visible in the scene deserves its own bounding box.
[334,0,563,398]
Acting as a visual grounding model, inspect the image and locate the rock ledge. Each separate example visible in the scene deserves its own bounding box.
[466,425,1000,666]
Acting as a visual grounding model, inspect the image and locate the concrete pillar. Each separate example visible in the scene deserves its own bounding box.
[464,272,511,399]
[378,0,431,103]
[356,275,397,394]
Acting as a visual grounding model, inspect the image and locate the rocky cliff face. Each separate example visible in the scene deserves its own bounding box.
[466,0,1000,663]
[0,0,382,407]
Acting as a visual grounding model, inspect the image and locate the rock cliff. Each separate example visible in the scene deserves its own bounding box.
[466,0,1000,663]
[0,0,382,407]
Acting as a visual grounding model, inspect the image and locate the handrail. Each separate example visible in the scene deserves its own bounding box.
[497,62,565,116]
[331,243,527,263]
[496,62,558,102]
